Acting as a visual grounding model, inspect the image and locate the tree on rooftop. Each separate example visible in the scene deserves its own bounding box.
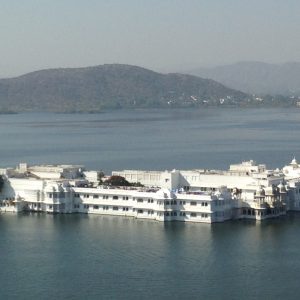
[103,175,131,187]
[0,175,4,192]
[97,171,105,184]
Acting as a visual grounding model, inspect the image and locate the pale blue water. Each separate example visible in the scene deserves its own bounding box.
[1,213,300,299]
[0,108,300,172]
[1,108,300,299]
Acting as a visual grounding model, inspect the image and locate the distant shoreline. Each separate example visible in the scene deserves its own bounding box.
[0,111,17,115]
[1,103,299,114]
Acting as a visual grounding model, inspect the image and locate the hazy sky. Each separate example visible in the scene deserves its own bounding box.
[1,0,300,77]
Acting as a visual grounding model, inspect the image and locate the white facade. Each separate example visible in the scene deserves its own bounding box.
[113,160,289,220]
[283,158,300,180]
[1,160,300,222]
[0,176,232,224]
[0,163,233,223]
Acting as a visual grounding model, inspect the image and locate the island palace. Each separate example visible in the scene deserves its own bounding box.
[1,159,300,223]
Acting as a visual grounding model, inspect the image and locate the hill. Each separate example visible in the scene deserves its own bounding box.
[0,64,248,112]
[187,61,300,96]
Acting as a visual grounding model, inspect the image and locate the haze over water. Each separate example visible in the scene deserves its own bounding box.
[1,108,300,299]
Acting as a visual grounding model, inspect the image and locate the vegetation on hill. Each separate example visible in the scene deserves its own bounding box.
[0,64,250,112]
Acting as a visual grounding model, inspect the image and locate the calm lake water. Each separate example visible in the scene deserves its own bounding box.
[1,108,300,299]
[0,108,299,172]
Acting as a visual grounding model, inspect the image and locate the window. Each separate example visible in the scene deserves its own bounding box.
[93,205,99,209]
[137,199,143,203]
[138,209,143,214]
[84,204,89,209]
[113,206,118,211]
[123,196,129,200]
[102,195,109,199]
[190,201,197,206]
[191,213,197,217]
[93,195,99,199]
[113,196,118,200]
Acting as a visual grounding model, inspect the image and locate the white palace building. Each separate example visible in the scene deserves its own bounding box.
[1,159,300,223]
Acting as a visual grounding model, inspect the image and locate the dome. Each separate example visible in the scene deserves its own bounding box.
[291,157,298,165]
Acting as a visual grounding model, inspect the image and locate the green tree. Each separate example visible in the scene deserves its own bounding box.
[0,175,4,192]
[103,175,131,187]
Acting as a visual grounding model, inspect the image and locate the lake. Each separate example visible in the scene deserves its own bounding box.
[0,108,300,172]
[1,108,300,299]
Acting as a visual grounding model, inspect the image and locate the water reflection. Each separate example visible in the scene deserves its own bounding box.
[1,213,300,299]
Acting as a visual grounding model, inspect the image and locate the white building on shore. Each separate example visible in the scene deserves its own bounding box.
[0,159,299,223]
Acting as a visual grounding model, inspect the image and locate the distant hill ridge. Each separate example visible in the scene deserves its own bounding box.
[0,64,248,112]
[188,61,300,96]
